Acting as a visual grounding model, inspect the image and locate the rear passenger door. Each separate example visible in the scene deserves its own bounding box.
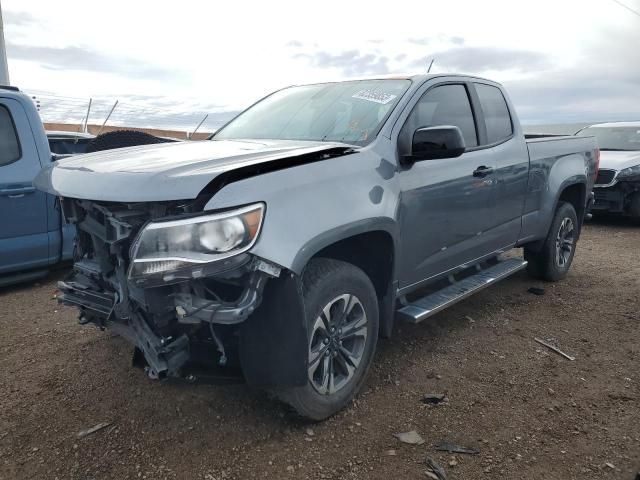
[0,98,50,274]
[471,82,529,248]
[395,83,499,290]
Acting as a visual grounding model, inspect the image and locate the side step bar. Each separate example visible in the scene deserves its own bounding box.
[397,258,528,324]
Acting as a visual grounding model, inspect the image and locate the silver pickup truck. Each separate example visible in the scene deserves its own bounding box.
[35,74,598,420]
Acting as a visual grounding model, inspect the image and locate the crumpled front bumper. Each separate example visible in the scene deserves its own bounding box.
[57,278,190,378]
[592,186,626,213]
[55,254,309,385]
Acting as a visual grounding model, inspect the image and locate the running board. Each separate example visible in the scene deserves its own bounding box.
[397,258,528,324]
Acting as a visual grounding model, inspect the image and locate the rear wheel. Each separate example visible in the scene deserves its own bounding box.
[525,202,579,281]
[277,258,379,421]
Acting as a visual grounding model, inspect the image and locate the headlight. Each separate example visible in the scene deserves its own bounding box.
[129,203,264,280]
[617,164,640,179]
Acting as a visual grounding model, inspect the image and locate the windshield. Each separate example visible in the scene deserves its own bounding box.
[213,79,411,145]
[576,126,640,151]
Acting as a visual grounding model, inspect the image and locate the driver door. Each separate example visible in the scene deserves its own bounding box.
[396,83,497,290]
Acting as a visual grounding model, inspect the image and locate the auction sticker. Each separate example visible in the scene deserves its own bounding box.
[352,89,397,104]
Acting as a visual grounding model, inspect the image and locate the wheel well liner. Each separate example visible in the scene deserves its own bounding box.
[307,230,396,338]
[558,182,587,234]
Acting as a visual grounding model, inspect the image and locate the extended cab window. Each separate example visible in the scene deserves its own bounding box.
[0,105,21,166]
[399,84,478,155]
[475,84,513,144]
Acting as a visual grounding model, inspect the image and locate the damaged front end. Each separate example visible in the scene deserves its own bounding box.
[57,198,284,381]
[592,180,640,216]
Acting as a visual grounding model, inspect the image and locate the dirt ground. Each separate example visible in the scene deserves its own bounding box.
[1,218,638,480]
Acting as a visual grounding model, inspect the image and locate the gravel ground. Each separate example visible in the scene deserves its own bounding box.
[1,218,638,480]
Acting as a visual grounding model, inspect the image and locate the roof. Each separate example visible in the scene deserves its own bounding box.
[291,73,497,87]
[586,121,640,128]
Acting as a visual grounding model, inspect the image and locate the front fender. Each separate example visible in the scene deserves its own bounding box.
[204,149,400,275]
[290,217,399,274]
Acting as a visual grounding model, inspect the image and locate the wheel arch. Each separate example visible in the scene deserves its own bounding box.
[556,181,587,237]
[293,220,399,338]
[525,180,588,253]
[558,182,587,218]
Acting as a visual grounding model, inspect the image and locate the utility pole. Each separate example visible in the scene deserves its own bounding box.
[0,0,10,85]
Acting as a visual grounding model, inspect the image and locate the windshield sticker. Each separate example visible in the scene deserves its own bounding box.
[352,89,397,105]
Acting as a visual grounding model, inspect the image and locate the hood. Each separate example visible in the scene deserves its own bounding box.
[598,150,640,171]
[34,139,354,202]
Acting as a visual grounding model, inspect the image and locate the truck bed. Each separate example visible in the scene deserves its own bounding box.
[525,134,597,163]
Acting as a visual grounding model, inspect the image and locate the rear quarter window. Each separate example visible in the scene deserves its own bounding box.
[475,84,513,144]
[0,105,21,166]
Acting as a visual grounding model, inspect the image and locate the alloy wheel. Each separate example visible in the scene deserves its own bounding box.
[555,217,575,267]
[308,294,368,395]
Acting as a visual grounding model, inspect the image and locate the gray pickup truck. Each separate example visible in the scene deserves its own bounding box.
[35,74,598,420]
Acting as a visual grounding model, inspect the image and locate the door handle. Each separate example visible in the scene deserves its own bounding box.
[473,166,494,177]
[0,186,36,197]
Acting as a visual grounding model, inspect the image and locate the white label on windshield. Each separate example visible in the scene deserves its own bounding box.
[352,89,397,104]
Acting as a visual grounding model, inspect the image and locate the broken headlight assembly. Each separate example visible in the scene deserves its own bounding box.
[128,203,264,283]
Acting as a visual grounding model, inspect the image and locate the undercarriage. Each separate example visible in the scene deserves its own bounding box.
[57,198,283,381]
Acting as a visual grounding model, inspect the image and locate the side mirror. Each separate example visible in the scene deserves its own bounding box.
[405,126,466,163]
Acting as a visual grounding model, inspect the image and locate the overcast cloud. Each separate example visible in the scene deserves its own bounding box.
[409,46,551,73]
[293,49,390,76]
[7,42,181,80]
[3,10,37,27]
[3,0,640,129]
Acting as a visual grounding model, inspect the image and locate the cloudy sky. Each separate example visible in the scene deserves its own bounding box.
[3,0,640,130]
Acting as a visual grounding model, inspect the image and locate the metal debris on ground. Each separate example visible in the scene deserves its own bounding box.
[425,456,447,480]
[423,393,448,405]
[527,287,545,296]
[77,422,113,438]
[434,441,480,455]
[393,430,425,445]
[534,337,576,361]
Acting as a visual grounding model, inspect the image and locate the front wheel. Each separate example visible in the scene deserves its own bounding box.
[277,258,379,421]
[525,202,579,281]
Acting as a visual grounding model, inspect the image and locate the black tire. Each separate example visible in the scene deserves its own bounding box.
[86,129,173,153]
[524,202,579,281]
[277,258,379,421]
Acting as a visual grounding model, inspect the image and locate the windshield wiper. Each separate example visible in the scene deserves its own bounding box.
[599,148,631,151]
